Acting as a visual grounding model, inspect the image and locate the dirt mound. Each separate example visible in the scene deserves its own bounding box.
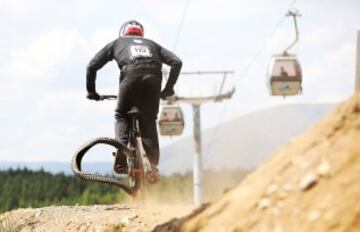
[159,93,360,232]
[0,203,194,232]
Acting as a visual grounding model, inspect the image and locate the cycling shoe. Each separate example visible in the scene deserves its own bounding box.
[147,165,160,184]
[113,150,127,174]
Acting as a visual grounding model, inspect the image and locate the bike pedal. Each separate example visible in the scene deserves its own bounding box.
[114,165,128,174]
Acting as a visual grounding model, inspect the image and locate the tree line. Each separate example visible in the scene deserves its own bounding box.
[0,168,249,213]
[0,168,125,213]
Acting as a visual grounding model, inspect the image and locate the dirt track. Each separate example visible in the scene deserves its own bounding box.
[3,94,360,232]
[0,203,194,232]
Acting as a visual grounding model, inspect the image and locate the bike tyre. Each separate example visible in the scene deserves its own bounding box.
[134,137,148,199]
[71,137,135,195]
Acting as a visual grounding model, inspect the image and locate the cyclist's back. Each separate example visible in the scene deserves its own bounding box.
[86,20,182,181]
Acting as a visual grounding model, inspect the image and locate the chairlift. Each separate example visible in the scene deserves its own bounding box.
[158,102,184,136]
[268,9,303,97]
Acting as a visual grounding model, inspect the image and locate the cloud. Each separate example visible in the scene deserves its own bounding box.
[0,89,118,161]
[303,42,355,102]
[88,27,119,53]
[0,0,26,15]
[140,0,280,24]
[30,89,116,123]
[0,0,359,163]
[3,28,86,81]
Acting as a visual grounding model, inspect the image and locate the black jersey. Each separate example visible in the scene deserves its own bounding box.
[86,36,182,93]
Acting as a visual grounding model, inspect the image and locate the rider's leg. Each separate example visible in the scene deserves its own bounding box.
[140,116,160,183]
[114,77,135,173]
[137,74,162,166]
[115,91,131,146]
[115,75,139,145]
[138,74,162,117]
[115,113,129,145]
[113,114,130,173]
[137,73,162,183]
[139,116,160,165]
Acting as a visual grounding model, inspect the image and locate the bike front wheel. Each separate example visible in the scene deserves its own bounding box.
[133,137,149,199]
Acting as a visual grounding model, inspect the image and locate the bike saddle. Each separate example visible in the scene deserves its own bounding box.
[127,106,141,116]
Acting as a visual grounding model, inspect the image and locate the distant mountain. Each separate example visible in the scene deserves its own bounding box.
[159,103,334,174]
[0,104,334,175]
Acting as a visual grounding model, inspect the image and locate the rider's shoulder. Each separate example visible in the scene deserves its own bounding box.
[115,36,153,43]
[141,37,157,44]
[134,37,159,46]
[114,37,162,50]
[131,37,160,46]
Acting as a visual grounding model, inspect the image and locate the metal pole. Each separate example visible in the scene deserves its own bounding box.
[192,104,203,206]
[356,30,360,92]
[172,70,234,206]
[284,9,301,54]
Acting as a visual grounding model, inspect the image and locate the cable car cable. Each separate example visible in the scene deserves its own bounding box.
[232,17,286,90]
[233,0,298,86]
[203,99,228,162]
[162,0,191,83]
[173,0,191,52]
[159,1,191,137]
[204,0,299,160]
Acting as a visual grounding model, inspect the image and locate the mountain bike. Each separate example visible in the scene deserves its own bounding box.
[71,95,153,197]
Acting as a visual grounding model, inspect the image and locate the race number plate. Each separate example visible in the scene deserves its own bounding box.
[130,45,152,58]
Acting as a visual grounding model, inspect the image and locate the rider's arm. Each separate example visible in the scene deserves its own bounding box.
[86,40,115,93]
[159,47,182,90]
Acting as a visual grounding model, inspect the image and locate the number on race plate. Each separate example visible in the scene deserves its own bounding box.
[130,45,152,58]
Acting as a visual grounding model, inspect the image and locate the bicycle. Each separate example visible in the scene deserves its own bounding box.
[71,95,153,197]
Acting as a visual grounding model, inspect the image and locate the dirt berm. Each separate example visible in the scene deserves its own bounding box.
[154,93,360,232]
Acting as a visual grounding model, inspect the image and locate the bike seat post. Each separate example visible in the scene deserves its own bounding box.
[127,106,141,136]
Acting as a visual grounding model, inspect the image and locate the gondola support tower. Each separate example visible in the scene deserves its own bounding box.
[355,30,360,92]
[173,70,235,206]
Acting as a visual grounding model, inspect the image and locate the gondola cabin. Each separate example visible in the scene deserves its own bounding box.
[268,54,302,96]
[158,104,184,136]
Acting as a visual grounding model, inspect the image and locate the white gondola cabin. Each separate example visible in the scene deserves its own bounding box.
[268,9,303,97]
[268,53,302,96]
[158,104,184,136]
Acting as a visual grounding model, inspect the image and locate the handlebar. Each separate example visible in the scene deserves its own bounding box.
[162,95,177,102]
[97,94,175,101]
[99,95,117,100]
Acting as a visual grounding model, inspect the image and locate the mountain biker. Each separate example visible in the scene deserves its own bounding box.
[86,20,182,183]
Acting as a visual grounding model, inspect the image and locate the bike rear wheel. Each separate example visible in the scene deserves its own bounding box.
[71,137,136,196]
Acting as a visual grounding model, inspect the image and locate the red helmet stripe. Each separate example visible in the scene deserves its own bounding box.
[124,26,144,36]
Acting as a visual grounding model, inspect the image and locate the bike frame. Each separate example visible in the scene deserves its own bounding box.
[71,95,151,197]
[126,106,152,194]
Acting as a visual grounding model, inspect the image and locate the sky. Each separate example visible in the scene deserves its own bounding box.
[0,0,359,162]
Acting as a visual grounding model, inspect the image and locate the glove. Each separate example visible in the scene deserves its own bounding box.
[86,92,100,101]
[160,88,175,100]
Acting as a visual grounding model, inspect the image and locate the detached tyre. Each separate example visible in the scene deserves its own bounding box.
[71,137,135,195]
